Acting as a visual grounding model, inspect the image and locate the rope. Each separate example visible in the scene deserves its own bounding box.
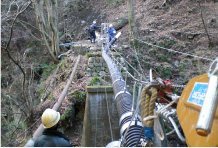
[134,38,213,61]
[147,88,158,127]
[140,86,151,126]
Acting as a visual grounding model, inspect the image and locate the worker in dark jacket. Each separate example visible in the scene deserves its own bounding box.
[108,24,116,42]
[34,108,72,147]
[89,21,101,43]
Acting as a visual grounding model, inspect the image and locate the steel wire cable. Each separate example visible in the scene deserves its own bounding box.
[110,46,147,81]
[5,117,41,147]
[104,74,114,141]
[134,38,214,61]
[109,50,149,85]
[120,84,143,146]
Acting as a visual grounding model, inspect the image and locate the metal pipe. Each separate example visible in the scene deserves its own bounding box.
[196,75,218,136]
[196,58,218,136]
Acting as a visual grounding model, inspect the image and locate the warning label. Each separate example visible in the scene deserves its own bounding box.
[187,82,208,107]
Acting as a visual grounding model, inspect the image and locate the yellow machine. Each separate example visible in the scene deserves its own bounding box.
[177,58,218,147]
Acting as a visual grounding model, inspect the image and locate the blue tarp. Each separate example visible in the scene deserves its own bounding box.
[59,42,76,46]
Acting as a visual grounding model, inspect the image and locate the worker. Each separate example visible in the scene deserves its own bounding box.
[108,24,116,42]
[34,108,72,147]
[89,21,101,43]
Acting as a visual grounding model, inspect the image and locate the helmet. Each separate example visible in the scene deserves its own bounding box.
[93,21,96,24]
[109,24,113,28]
[41,108,60,128]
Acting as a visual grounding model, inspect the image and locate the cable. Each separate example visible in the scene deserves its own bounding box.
[111,46,147,81]
[5,117,41,147]
[136,127,144,146]
[168,117,186,142]
[109,51,149,85]
[134,38,213,61]
[104,77,114,141]
[121,84,143,146]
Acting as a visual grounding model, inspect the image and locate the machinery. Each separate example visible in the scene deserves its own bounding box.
[177,58,218,147]
[103,28,218,147]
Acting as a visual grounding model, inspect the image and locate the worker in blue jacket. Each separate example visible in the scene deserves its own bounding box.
[89,21,101,43]
[108,24,116,42]
[34,109,72,147]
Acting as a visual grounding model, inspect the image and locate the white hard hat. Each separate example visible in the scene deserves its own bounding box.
[109,24,113,28]
[93,21,96,24]
[41,108,60,128]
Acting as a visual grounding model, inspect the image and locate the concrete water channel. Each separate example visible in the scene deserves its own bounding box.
[81,86,120,147]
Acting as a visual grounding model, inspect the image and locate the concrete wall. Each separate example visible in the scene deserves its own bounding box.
[81,86,120,147]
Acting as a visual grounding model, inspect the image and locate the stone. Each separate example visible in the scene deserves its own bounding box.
[94,63,99,67]
[72,44,88,55]
[91,67,96,72]
[81,20,86,25]
[87,68,91,72]
[105,69,109,73]
[211,18,217,23]
[92,72,98,77]
[95,57,100,63]
[173,60,179,68]
[90,47,96,51]
[85,73,91,77]
[96,67,101,72]
[111,16,129,30]
[88,57,95,64]
[24,48,34,56]
[100,58,104,63]
[171,31,200,40]
[99,71,106,77]
[88,64,94,68]
[120,57,125,64]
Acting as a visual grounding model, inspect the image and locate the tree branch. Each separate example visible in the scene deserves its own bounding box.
[199,1,213,47]
[2,1,32,105]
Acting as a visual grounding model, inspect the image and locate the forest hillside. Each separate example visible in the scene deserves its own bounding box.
[1,0,218,146]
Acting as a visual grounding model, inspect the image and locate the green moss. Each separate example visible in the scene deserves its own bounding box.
[73,90,86,100]
[88,76,101,86]
[61,108,72,121]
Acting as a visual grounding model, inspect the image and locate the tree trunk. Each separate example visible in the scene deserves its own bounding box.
[33,0,59,63]
[127,0,137,43]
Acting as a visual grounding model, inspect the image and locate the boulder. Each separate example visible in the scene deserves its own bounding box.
[111,16,129,30]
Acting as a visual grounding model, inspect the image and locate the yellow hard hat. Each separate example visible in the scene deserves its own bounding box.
[41,108,60,128]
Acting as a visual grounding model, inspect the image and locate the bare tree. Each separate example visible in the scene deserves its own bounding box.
[127,0,137,43]
[32,0,60,63]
